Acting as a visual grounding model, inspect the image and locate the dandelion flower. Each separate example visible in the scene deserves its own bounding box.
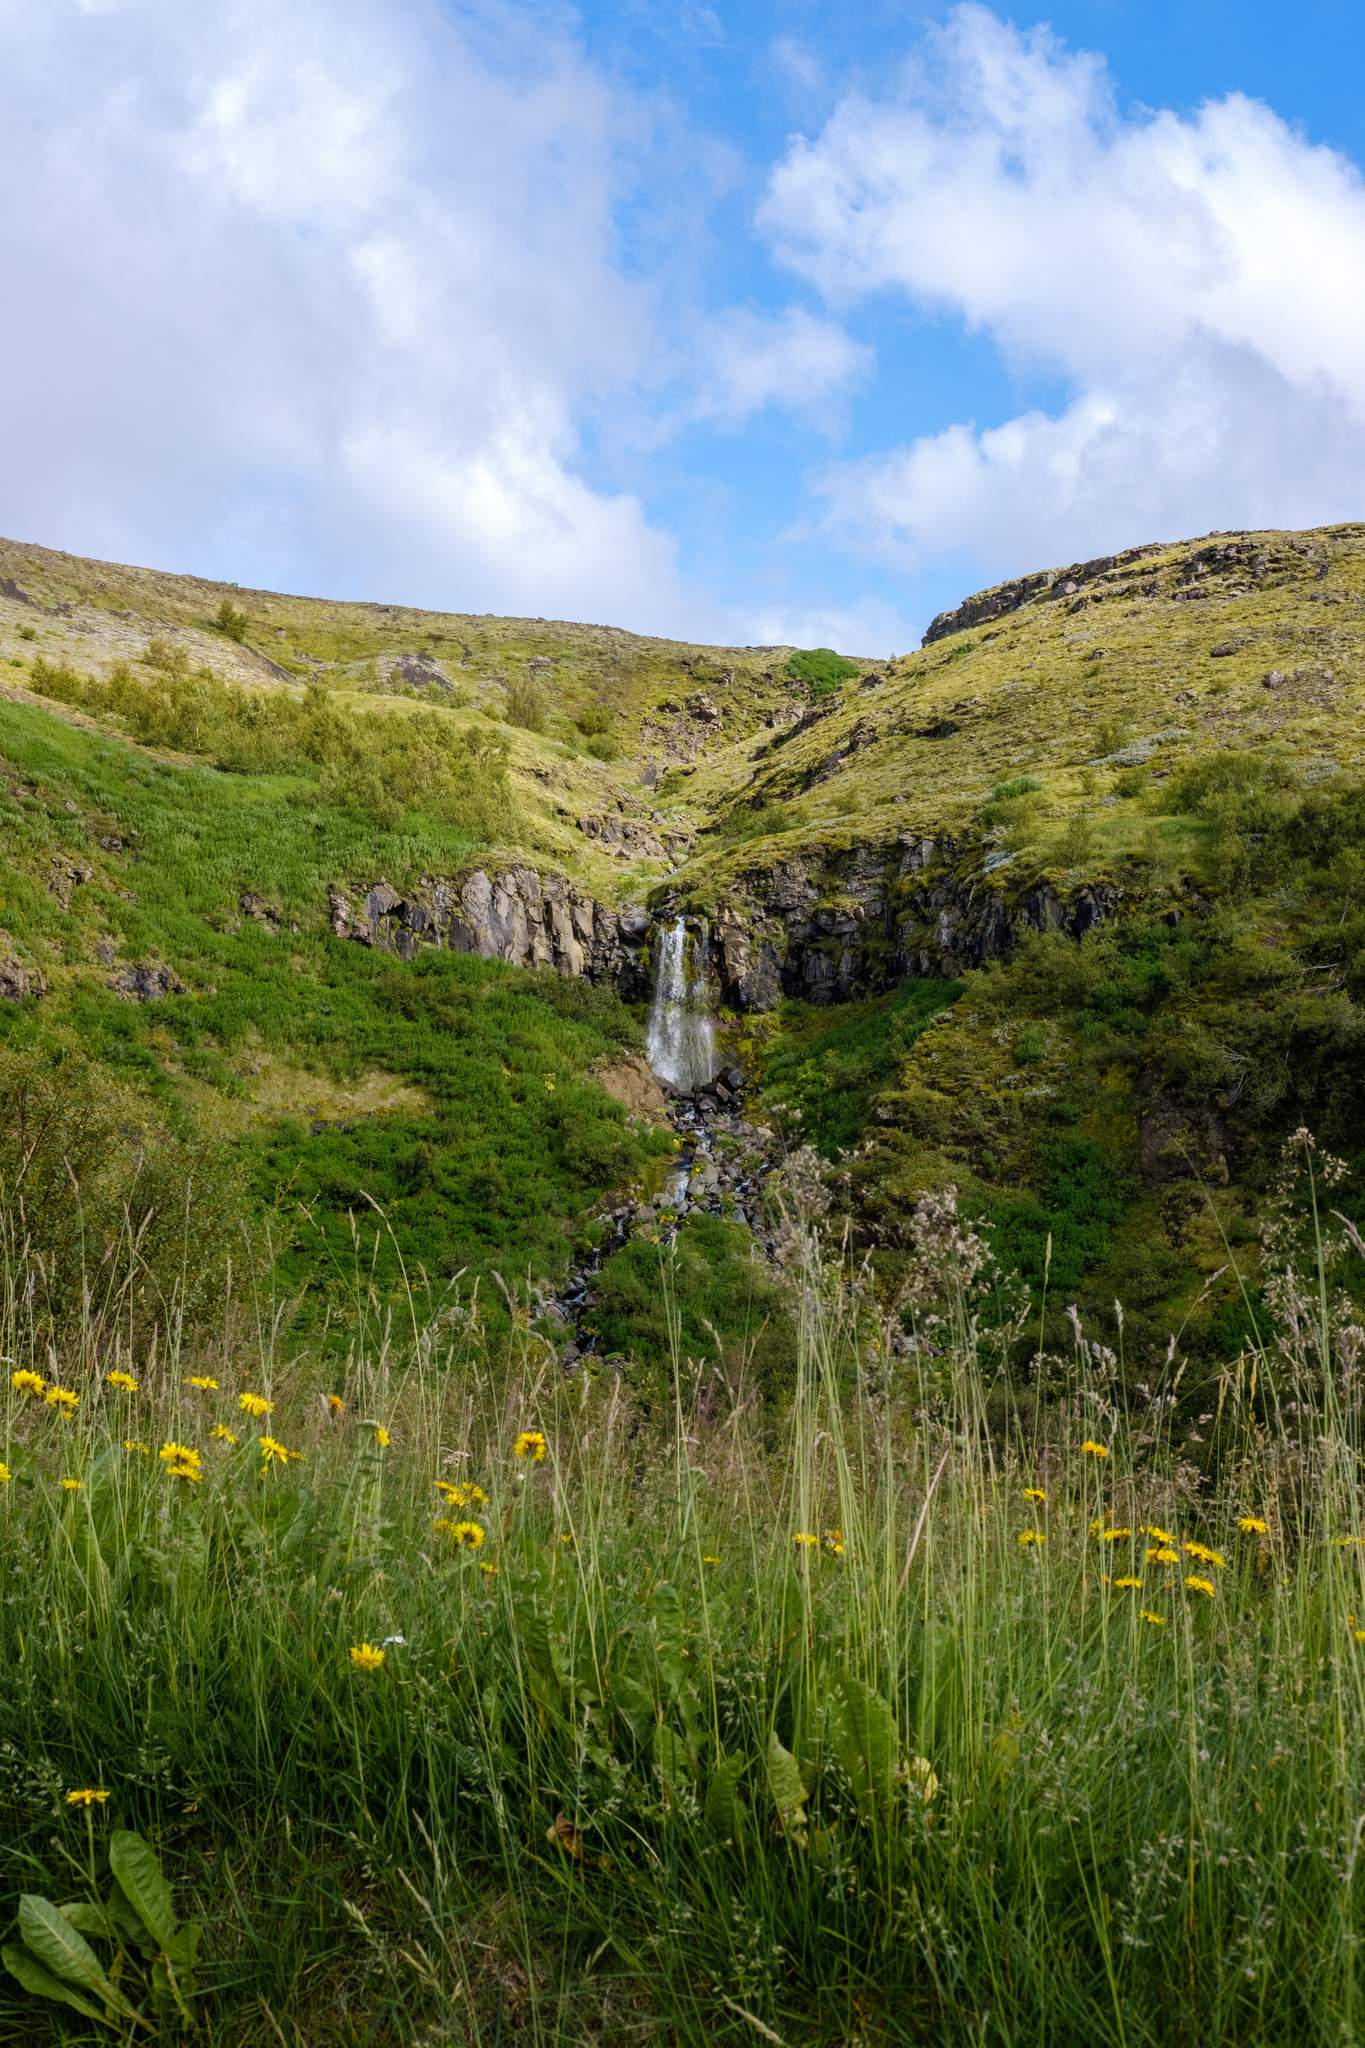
[59,1478,82,1492]
[1079,1441,1109,1460]
[0,1463,9,1484]
[326,1394,346,1415]
[1183,1541,1225,1569]
[1089,1517,1109,1538]
[258,1435,302,1467]
[1238,1517,1269,1535]
[447,1519,486,1550]
[793,1531,818,1548]
[1101,1527,1134,1543]
[372,1425,391,1449]
[513,1430,547,1462]
[65,1788,109,1808]
[1354,1629,1365,1645]
[435,1479,485,1507]
[1114,1576,1143,1590]
[211,1424,238,1445]
[184,1376,219,1392]
[45,1387,78,1414]
[1148,1547,1180,1565]
[10,1369,45,1397]
[238,1392,273,1419]
[1023,1487,1047,1502]
[1017,1530,1045,1547]
[105,1370,138,1393]
[349,1643,385,1671]
[1185,1575,1216,1598]
[1141,1610,1167,1628]
[165,1459,202,1484]
[1139,1525,1176,1545]
[159,1441,201,1470]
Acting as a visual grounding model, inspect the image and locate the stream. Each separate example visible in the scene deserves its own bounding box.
[540,916,781,1368]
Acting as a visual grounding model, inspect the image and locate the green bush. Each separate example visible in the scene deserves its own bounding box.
[784,648,860,692]
[503,673,549,733]
[215,598,249,643]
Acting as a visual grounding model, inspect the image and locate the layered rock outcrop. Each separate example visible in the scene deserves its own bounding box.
[328,869,653,997]
[705,839,1120,1010]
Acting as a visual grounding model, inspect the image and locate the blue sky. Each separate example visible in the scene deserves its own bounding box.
[2,0,1364,649]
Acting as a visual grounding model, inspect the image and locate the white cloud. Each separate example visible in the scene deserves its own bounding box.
[0,0,686,628]
[759,3,1365,581]
[691,306,869,427]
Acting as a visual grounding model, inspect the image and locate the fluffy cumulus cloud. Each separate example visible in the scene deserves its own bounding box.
[759,3,1365,580]
[0,0,691,626]
[690,306,869,427]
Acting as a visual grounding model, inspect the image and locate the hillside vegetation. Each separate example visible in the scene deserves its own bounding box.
[3,524,1365,2044]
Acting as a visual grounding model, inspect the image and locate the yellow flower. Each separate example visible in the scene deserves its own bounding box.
[123,1439,150,1455]
[823,1529,845,1556]
[105,1370,139,1393]
[559,1531,575,1547]
[1238,1517,1269,1536]
[513,1430,547,1462]
[1139,1525,1176,1544]
[10,1369,45,1397]
[1185,1575,1216,1598]
[1089,1517,1109,1537]
[1141,1610,1166,1627]
[1023,1487,1047,1502]
[373,1425,391,1449]
[543,1076,556,1092]
[1101,1527,1134,1542]
[702,1554,720,1564]
[1016,1529,1045,1547]
[1148,1547,1180,1565]
[238,1392,273,1418]
[1079,1441,1109,1459]
[59,1477,82,1492]
[45,1387,78,1413]
[479,1561,498,1577]
[1114,1576,1143,1590]
[159,1441,201,1469]
[166,1459,202,1484]
[433,1517,486,1550]
[0,1463,9,1484]
[65,1788,109,1808]
[793,1531,818,1548]
[211,1424,238,1445]
[1354,1629,1365,1645]
[258,1435,302,1467]
[349,1643,385,1671]
[441,1481,489,1507]
[184,1376,219,1391]
[327,1393,346,1415]
[1183,1541,1225,1569]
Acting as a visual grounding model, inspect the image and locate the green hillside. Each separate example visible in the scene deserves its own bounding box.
[2,523,1364,1370]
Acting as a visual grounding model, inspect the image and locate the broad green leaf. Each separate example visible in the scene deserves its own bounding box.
[836,1677,900,1823]
[17,1896,138,2018]
[764,1730,808,1842]
[59,1902,119,1941]
[2,1942,113,2028]
[703,1752,746,1841]
[652,1721,690,1795]
[107,1879,157,1956]
[108,1830,177,1950]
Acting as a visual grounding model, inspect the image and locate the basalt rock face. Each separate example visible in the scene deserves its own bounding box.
[705,840,1120,1011]
[328,870,653,998]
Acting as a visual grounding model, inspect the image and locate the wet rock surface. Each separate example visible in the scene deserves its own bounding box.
[537,1070,784,1369]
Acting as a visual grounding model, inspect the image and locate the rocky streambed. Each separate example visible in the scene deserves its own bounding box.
[536,1062,785,1371]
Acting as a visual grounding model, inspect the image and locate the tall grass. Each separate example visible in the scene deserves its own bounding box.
[2,1142,1364,2044]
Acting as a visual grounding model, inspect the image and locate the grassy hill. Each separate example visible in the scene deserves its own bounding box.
[2,523,1364,1372]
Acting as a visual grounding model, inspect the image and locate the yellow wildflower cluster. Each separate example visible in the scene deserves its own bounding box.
[159,1441,203,1484]
[239,1391,273,1418]
[105,1370,139,1393]
[436,1479,489,1508]
[433,1517,486,1550]
[513,1430,547,1463]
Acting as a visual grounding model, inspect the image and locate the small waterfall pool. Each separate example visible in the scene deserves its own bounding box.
[645,917,717,1094]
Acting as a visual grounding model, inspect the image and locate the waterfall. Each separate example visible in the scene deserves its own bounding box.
[646,917,717,1093]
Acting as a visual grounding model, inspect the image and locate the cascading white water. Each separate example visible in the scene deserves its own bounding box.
[646,917,716,1093]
